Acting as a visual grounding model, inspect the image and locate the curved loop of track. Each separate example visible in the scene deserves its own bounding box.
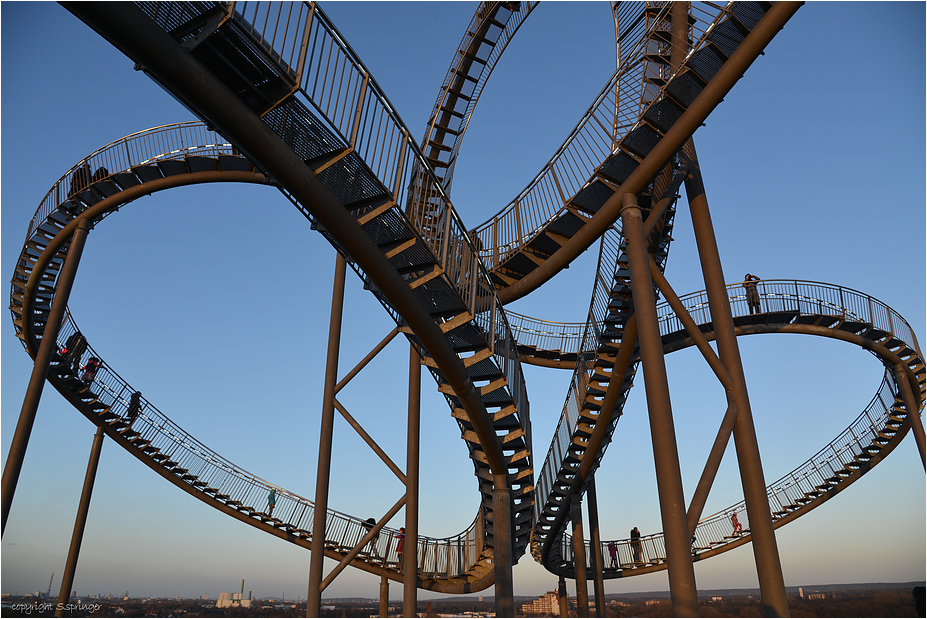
[9,123,496,593]
[532,280,925,577]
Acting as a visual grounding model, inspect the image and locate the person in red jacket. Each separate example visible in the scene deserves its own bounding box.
[731,511,744,534]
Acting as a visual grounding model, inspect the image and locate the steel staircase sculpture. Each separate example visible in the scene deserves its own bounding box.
[418,1,536,193]
[34,0,550,592]
[470,2,775,300]
[545,280,925,578]
[8,123,497,591]
[130,0,538,589]
[13,0,918,603]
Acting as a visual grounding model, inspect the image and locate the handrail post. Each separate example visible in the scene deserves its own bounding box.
[2,217,92,536]
[349,74,370,148]
[293,2,316,82]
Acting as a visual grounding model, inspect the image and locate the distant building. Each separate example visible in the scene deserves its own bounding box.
[521,590,559,615]
[217,592,251,608]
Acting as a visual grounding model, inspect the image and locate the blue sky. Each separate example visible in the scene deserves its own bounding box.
[2,1,924,602]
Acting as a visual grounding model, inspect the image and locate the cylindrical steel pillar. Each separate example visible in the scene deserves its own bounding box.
[620,197,699,617]
[403,345,421,616]
[570,493,590,617]
[895,363,926,469]
[586,478,606,619]
[55,426,104,617]
[491,475,514,618]
[307,253,347,617]
[684,153,789,617]
[2,217,91,536]
[379,575,389,618]
[558,575,569,617]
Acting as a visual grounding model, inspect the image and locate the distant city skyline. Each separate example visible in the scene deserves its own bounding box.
[2,0,924,603]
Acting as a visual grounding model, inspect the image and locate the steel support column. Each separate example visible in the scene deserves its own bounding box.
[620,195,698,617]
[403,345,421,617]
[307,253,347,618]
[379,575,389,617]
[895,363,926,469]
[2,217,91,536]
[570,493,590,617]
[558,575,569,617]
[55,426,104,617]
[684,151,789,617]
[492,476,514,618]
[586,478,606,619]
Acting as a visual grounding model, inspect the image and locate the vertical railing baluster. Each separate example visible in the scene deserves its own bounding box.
[349,74,369,148]
[294,3,316,85]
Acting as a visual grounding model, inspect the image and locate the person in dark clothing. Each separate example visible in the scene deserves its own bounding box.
[69,164,92,198]
[59,331,87,373]
[743,273,761,314]
[630,527,643,564]
[81,357,101,385]
[91,167,109,183]
[361,518,378,558]
[126,391,142,426]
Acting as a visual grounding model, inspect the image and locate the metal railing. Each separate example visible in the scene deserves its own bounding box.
[24,122,236,243]
[42,307,487,579]
[656,280,922,356]
[9,115,496,581]
[560,367,915,571]
[190,0,534,443]
[470,2,734,270]
[543,277,924,571]
[505,313,587,357]
[421,1,538,192]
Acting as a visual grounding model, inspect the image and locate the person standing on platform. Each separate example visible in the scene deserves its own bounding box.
[630,527,643,564]
[743,273,761,314]
[267,487,276,517]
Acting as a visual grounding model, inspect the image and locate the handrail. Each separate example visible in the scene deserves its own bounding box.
[200,0,533,441]
[10,119,492,585]
[24,122,232,243]
[52,299,483,576]
[560,368,917,573]
[507,279,924,362]
[420,1,538,192]
[470,2,734,271]
[18,255,485,583]
[536,280,924,573]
